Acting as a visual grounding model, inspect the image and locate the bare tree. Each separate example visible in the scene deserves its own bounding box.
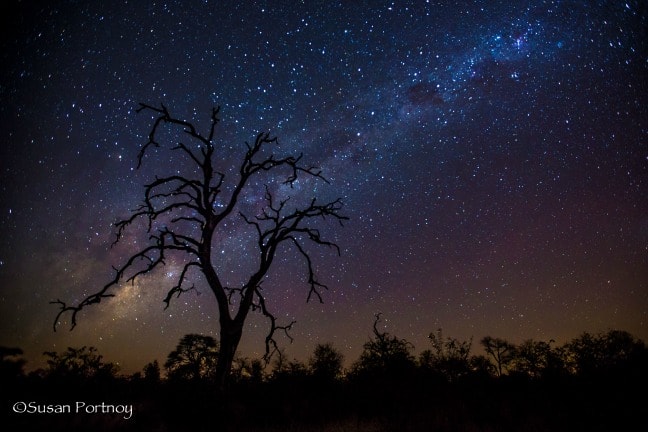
[52,103,347,391]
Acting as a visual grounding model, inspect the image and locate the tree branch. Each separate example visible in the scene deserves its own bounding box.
[253,286,296,363]
[162,262,202,309]
[135,103,211,168]
[53,225,200,331]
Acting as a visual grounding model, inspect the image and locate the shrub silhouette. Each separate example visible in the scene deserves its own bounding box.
[350,313,416,379]
[309,342,344,382]
[419,328,472,382]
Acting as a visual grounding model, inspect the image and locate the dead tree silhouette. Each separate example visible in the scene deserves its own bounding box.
[52,102,347,391]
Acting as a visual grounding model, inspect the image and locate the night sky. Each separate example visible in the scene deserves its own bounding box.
[1,1,647,374]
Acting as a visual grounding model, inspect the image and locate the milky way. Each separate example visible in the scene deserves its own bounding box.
[1,1,647,373]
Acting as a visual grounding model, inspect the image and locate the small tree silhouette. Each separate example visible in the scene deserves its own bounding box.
[511,339,564,379]
[309,342,344,381]
[165,334,219,382]
[419,328,472,382]
[142,359,161,383]
[480,336,516,377]
[52,103,347,390]
[351,313,415,378]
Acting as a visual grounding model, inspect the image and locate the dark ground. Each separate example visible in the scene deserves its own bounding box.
[2,368,646,432]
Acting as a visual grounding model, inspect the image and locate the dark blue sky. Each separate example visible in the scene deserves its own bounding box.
[1,0,646,373]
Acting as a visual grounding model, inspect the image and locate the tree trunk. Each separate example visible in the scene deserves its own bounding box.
[215,318,243,392]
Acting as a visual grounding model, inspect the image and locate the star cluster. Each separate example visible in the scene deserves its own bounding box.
[0,1,646,372]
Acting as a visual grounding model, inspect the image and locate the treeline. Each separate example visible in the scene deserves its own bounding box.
[2,319,647,431]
